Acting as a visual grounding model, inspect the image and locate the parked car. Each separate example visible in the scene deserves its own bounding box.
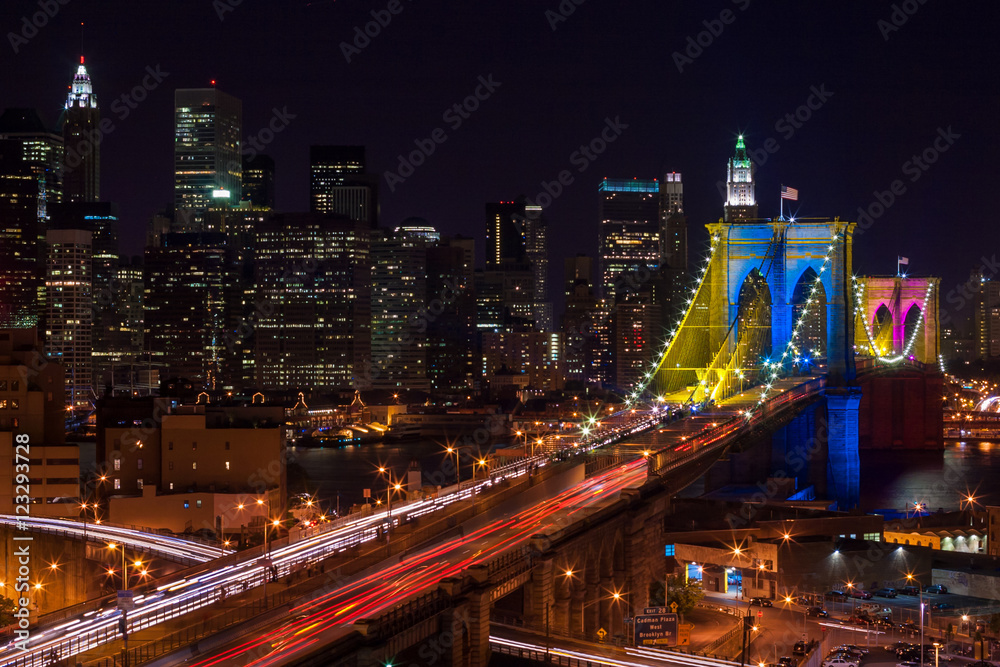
[751,597,774,607]
[793,641,809,656]
[899,586,921,596]
[778,657,796,667]
[825,590,847,600]
[931,602,955,611]
[836,645,870,655]
[860,602,890,614]
[887,642,916,654]
[823,657,859,667]
[924,584,949,594]
[848,589,874,599]
[807,607,830,618]
[875,587,898,598]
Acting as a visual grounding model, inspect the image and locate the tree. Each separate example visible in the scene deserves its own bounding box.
[647,577,704,615]
[0,596,15,627]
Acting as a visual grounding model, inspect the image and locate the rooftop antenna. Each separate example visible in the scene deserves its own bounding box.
[80,22,84,64]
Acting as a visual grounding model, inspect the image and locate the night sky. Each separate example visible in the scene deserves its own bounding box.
[2,1,998,322]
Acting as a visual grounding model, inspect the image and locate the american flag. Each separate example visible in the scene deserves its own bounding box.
[780,185,799,201]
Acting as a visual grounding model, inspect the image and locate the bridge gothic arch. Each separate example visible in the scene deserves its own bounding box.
[853,275,940,364]
[707,218,855,387]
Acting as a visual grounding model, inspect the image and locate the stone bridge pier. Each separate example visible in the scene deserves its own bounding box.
[521,489,669,642]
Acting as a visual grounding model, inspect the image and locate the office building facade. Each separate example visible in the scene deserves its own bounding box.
[174,88,242,212]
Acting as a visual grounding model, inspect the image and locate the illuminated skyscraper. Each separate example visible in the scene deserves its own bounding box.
[145,232,249,389]
[0,141,41,328]
[0,108,63,226]
[45,229,93,412]
[485,200,551,330]
[174,88,242,213]
[254,214,371,389]
[61,57,101,203]
[598,178,661,300]
[724,135,757,222]
[310,145,378,226]
[371,230,429,390]
[50,202,120,390]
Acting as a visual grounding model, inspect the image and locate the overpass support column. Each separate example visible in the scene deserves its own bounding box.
[824,388,862,510]
[465,588,491,667]
[524,557,553,630]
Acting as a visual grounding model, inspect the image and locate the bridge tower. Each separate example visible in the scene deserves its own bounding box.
[709,138,857,385]
[854,275,940,365]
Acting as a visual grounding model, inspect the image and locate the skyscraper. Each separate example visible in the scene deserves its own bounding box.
[561,256,600,382]
[144,232,244,389]
[45,229,93,412]
[724,135,757,222]
[61,57,101,203]
[485,200,551,330]
[0,140,41,328]
[241,154,275,209]
[659,172,685,268]
[598,178,661,299]
[50,202,120,391]
[657,172,689,326]
[174,88,242,213]
[975,277,1000,359]
[254,214,371,390]
[485,201,527,269]
[310,145,378,226]
[426,241,477,393]
[371,229,430,391]
[0,108,63,223]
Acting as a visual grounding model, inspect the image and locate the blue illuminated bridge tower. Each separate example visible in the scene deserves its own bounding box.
[643,136,862,508]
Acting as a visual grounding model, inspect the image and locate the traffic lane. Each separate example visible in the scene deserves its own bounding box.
[188,463,650,666]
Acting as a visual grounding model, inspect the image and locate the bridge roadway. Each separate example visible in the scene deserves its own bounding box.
[141,374,837,667]
[0,411,658,667]
[0,516,230,565]
[163,460,653,666]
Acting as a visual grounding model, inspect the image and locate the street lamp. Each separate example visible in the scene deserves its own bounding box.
[474,458,488,483]
[107,543,127,591]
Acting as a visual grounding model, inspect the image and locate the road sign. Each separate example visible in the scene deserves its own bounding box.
[634,613,679,647]
[597,628,607,641]
[669,602,679,613]
[363,488,371,498]
[678,623,693,646]
[644,606,669,615]
[116,590,134,611]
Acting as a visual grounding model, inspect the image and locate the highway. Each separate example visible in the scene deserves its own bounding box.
[0,410,661,667]
[175,458,651,666]
[0,515,231,563]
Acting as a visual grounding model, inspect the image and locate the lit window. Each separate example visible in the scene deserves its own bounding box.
[137,479,143,490]
[196,500,202,508]
[192,462,197,470]
[113,458,120,471]
[113,478,120,490]
[184,501,189,509]
[225,461,230,470]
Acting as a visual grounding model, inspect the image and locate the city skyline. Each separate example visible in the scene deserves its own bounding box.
[1,2,994,302]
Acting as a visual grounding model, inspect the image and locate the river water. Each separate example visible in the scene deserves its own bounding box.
[287,437,1000,516]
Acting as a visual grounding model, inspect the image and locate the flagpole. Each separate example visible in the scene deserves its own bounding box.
[780,186,784,221]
